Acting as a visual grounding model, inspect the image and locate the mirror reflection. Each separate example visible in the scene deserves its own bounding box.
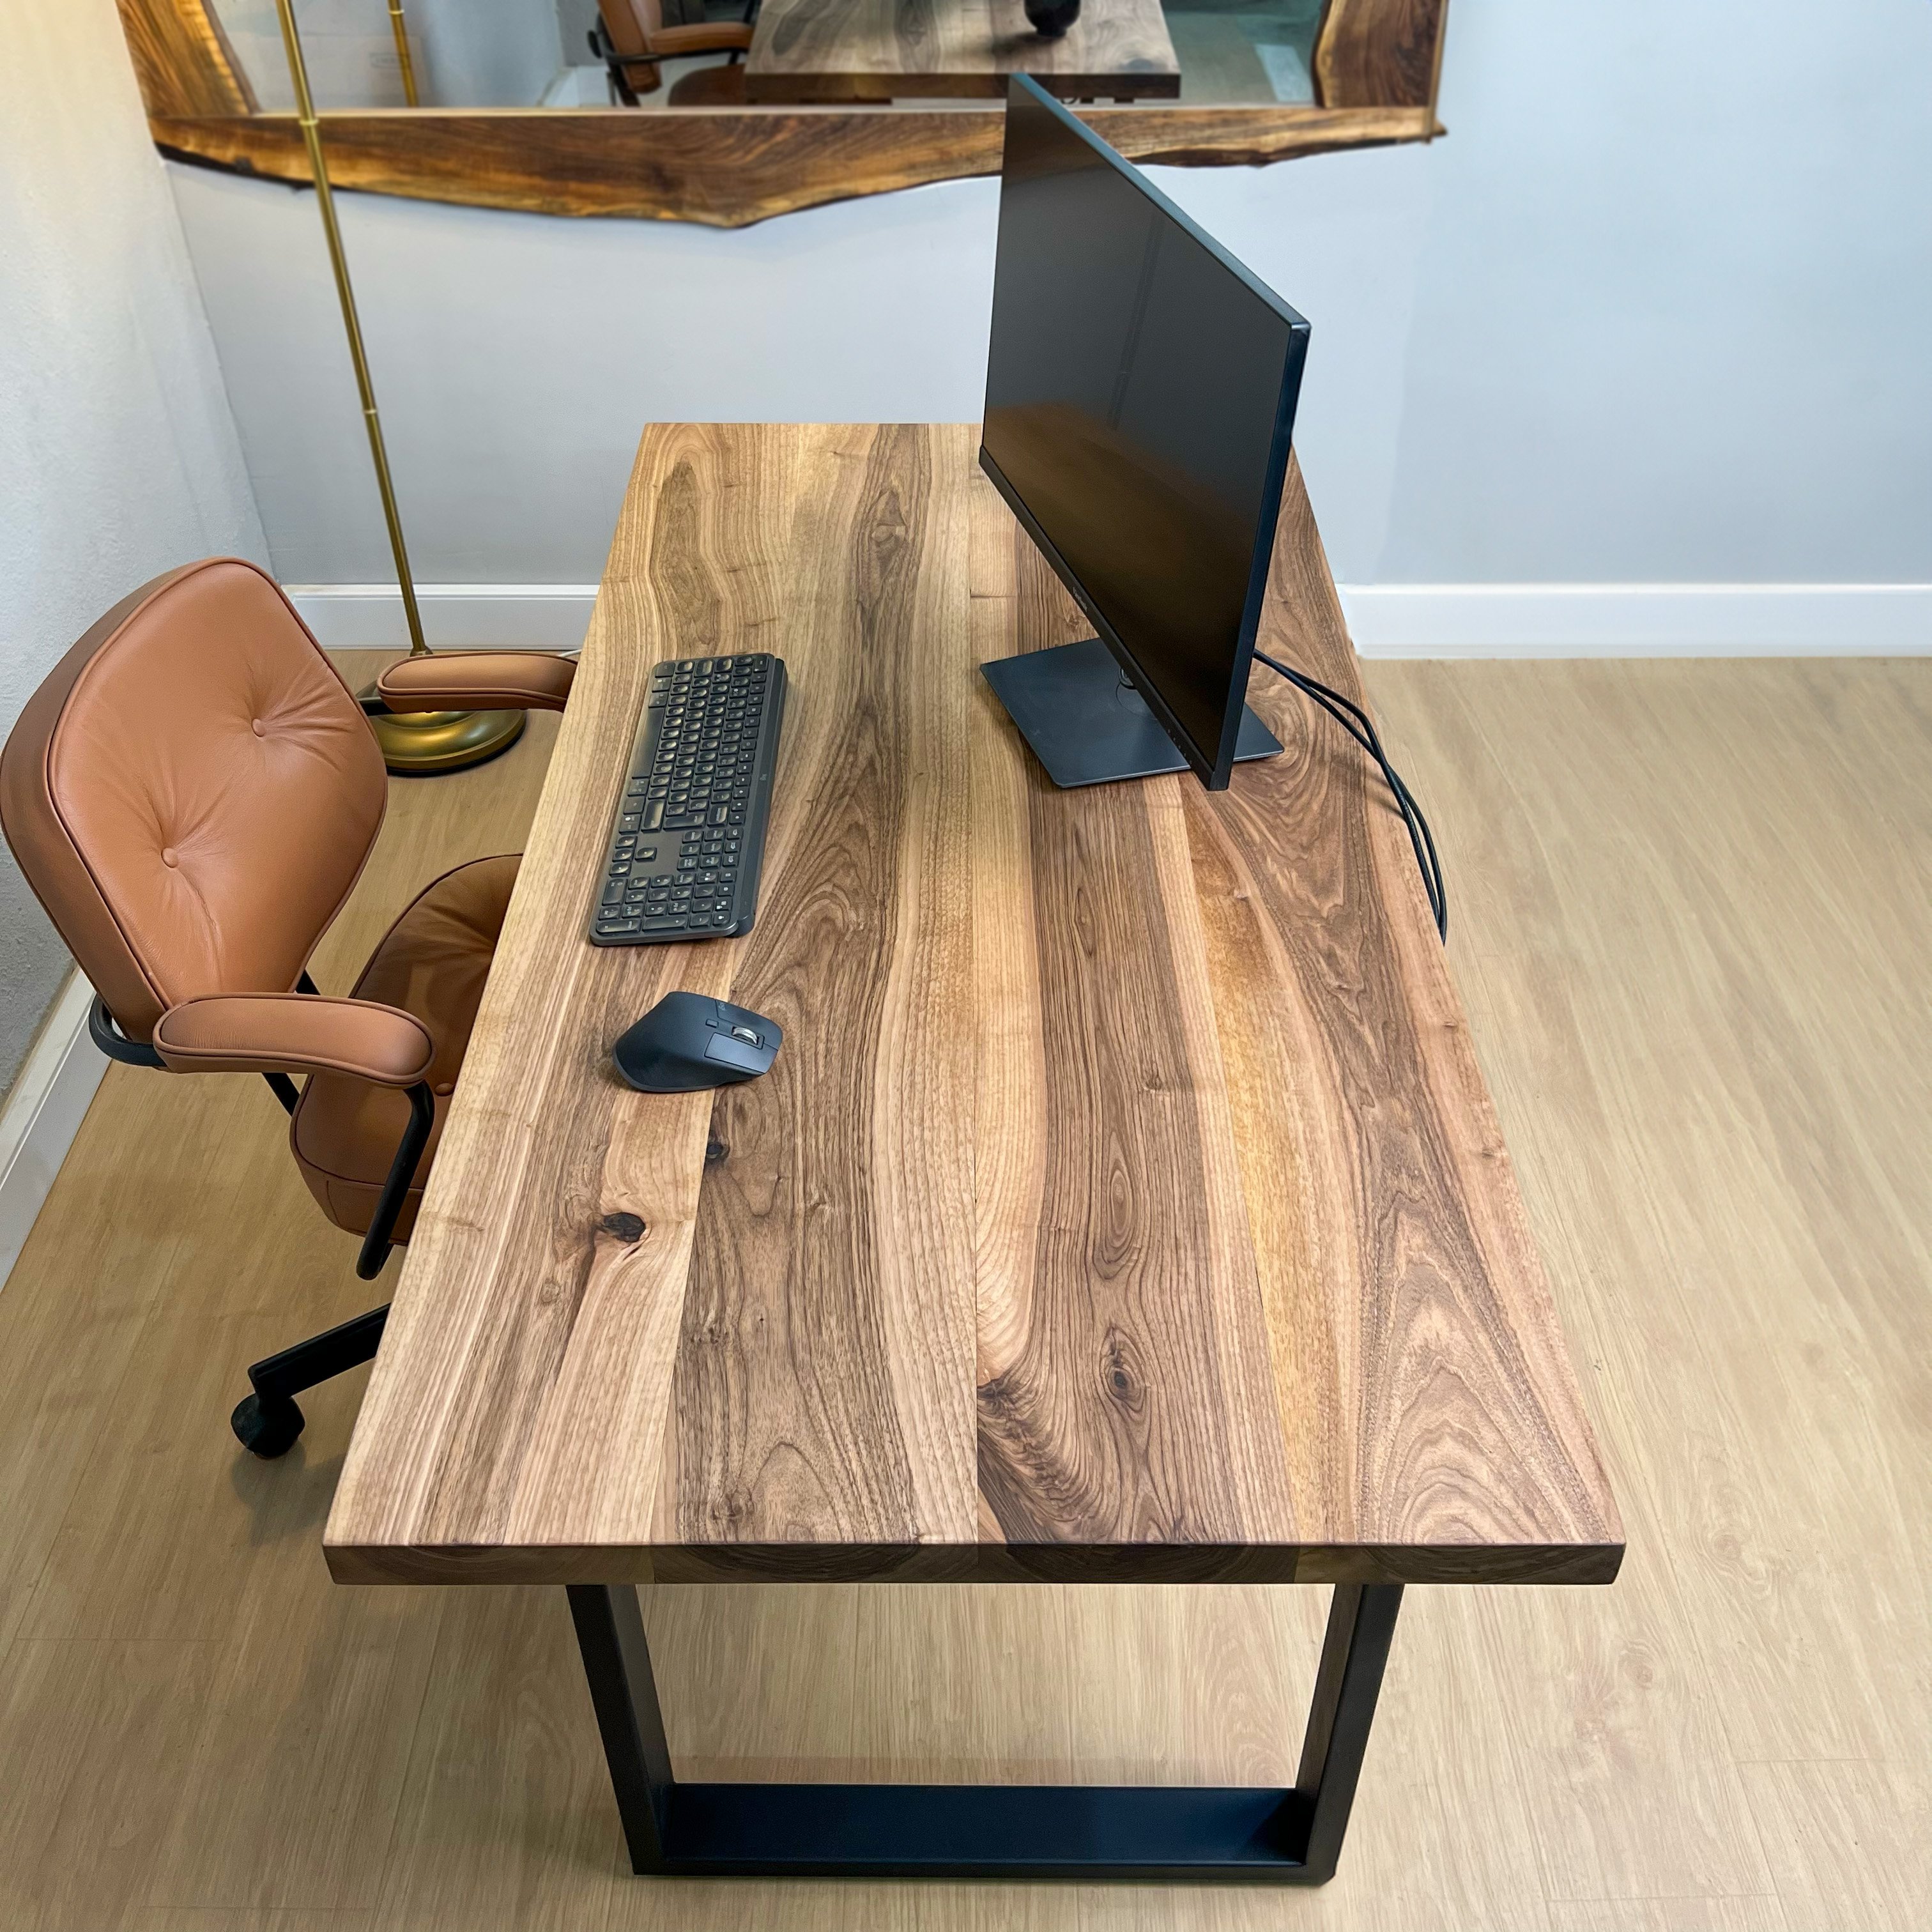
[210,0,1322,111]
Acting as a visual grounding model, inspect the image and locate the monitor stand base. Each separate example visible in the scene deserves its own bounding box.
[980,636,1282,789]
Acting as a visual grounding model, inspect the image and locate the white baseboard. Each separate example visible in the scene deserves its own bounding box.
[0,971,106,1295]
[1338,583,1932,657]
[288,584,599,652]
[286,581,1932,659]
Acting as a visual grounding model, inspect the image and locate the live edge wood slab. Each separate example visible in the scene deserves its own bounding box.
[120,0,1446,226]
[323,424,1622,1591]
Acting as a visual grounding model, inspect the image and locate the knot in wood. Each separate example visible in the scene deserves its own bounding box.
[1098,1326,1146,1413]
[705,1137,730,1165]
[600,1211,647,1243]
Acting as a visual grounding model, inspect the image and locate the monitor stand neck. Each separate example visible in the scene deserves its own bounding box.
[979,636,1282,789]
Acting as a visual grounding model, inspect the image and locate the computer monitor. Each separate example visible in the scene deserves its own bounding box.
[979,76,1312,792]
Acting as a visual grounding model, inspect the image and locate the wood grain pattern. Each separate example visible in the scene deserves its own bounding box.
[147,104,1436,227]
[744,0,1180,103]
[1315,0,1448,109]
[114,0,257,118]
[321,423,1620,1588]
[664,425,979,1565]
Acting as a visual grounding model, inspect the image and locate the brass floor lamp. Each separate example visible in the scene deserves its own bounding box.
[386,0,421,106]
[271,0,522,773]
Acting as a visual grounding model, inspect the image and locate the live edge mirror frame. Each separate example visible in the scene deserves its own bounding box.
[115,0,1450,228]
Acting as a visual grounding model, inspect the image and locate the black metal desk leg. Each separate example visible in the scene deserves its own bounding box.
[567,1583,673,1873]
[1294,1582,1404,1882]
[568,1579,1402,1882]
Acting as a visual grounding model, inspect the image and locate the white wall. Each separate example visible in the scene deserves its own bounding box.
[172,165,999,586]
[1372,3,1932,585]
[169,0,1932,613]
[166,151,1430,590]
[0,0,268,1097]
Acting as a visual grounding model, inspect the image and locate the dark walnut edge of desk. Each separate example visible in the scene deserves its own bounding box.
[324,1538,1623,1588]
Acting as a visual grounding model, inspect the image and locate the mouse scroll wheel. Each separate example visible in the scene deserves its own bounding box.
[730,1025,761,1046]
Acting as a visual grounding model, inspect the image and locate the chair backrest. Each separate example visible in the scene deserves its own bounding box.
[597,0,663,57]
[0,559,387,1043]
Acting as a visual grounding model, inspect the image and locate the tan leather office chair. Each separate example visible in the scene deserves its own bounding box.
[0,558,574,1457]
[590,0,756,105]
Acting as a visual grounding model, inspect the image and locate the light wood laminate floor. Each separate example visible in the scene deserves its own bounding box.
[1,656,1926,1930]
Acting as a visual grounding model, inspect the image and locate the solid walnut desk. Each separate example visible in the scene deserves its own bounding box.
[325,422,1621,1883]
[744,0,1181,102]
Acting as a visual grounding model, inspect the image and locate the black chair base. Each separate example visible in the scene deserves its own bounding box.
[231,1392,307,1458]
[89,885,436,1464]
[233,1302,390,1458]
[231,1063,429,1455]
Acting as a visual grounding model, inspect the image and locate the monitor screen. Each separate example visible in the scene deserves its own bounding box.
[980,79,1310,786]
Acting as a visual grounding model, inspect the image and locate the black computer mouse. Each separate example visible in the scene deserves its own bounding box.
[612,992,782,1094]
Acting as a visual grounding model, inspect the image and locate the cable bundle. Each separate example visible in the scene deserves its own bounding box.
[1252,650,1447,943]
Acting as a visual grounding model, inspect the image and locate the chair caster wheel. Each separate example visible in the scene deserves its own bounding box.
[233,1392,305,1458]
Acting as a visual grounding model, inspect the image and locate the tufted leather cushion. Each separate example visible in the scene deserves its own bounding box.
[291,853,519,1244]
[0,560,385,1042]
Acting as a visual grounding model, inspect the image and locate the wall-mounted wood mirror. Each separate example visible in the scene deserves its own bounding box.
[118,0,1448,226]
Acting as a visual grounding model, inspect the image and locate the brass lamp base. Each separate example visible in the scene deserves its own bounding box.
[362,692,526,774]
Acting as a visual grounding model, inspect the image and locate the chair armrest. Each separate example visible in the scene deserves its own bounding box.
[377,651,577,715]
[152,995,434,1086]
[648,21,753,52]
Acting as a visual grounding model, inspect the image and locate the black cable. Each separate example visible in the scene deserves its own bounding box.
[1300,676,1445,942]
[1301,671,1445,942]
[1252,648,1447,942]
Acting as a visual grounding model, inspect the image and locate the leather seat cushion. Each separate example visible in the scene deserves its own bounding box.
[291,853,519,1243]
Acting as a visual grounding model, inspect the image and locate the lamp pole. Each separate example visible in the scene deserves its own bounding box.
[386,0,422,106]
[270,0,523,772]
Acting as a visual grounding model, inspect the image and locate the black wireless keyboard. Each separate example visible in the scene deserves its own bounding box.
[588,652,788,946]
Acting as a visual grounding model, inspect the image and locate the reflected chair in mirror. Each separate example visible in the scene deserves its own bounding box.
[590,0,757,105]
[0,559,577,1458]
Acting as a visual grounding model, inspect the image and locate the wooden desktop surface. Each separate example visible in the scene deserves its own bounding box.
[744,0,1181,102]
[323,423,1621,1589]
